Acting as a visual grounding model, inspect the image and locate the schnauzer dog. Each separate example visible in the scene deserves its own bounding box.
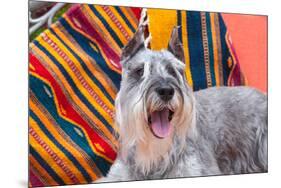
[98,25,267,182]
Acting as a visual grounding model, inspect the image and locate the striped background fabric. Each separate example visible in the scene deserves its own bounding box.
[29,4,245,187]
[147,9,246,90]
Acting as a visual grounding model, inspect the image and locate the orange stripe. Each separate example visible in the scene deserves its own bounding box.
[30,135,73,184]
[51,24,118,99]
[30,116,89,183]
[29,57,117,162]
[30,46,119,149]
[108,6,134,38]
[181,11,193,88]
[82,5,121,54]
[210,13,221,86]
[120,6,138,29]
[63,15,122,75]
[29,155,58,185]
[29,93,102,178]
[95,5,128,45]
[36,35,116,136]
[40,31,115,112]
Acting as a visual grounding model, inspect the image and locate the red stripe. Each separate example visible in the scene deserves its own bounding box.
[67,6,122,70]
[29,169,45,187]
[29,53,117,161]
[228,39,242,86]
[41,34,114,119]
[131,7,142,20]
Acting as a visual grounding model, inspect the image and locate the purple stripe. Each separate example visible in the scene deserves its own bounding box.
[29,169,45,187]
[229,42,242,86]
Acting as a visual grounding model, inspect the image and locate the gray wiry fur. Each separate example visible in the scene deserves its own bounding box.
[97,26,268,182]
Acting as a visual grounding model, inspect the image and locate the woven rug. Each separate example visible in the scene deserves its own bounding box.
[29,4,245,187]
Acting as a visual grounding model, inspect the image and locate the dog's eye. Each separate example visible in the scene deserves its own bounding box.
[167,66,177,77]
[134,67,144,78]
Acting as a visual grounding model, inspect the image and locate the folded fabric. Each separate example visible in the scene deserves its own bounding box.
[29,4,245,187]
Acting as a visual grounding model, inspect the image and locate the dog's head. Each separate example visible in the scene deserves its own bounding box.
[115,26,196,153]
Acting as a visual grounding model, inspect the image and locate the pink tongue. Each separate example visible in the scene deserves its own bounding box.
[151,109,172,138]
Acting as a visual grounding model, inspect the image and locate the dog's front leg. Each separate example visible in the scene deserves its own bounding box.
[95,159,132,183]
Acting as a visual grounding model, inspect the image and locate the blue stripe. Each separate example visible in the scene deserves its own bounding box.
[205,13,216,86]
[49,27,115,104]
[30,145,65,185]
[33,40,115,135]
[88,5,123,48]
[218,13,231,85]
[186,12,207,91]
[114,6,136,33]
[30,109,93,182]
[30,75,112,175]
[177,10,183,43]
[60,18,121,89]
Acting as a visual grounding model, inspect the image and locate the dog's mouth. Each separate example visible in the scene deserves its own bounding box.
[148,108,174,139]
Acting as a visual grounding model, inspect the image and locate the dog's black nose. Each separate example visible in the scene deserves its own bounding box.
[156,86,175,101]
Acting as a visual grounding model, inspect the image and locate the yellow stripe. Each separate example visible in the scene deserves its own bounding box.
[82,5,121,55]
[29,63,35,71]
[210,13,220,86]
[37,39,115,138]
[76,4,121,54]
[30,116,88,183]
[37,34,115,129]
[51,25,118,99]
[147,9,177,50]
[215,14,224,84]
[94,5,127,45]
[30,46,118,148]
[30,155,58,185]
[108,6,134,37]
[41,31,115,111]
[119,6,138,29]
[30,135,73,184]
[29,95,101,179]
[63,15,122,75]
[181,11,193,88]
[32,54,117,159]
[29,67,117,163]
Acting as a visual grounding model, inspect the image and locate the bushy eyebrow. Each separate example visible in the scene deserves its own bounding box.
[127,62,145,71]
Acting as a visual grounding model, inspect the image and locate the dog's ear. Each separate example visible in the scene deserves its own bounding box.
[121,26,146,63]
[168,27,185,63]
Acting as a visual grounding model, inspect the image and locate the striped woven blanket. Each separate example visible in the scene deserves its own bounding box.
[29,4,245,187]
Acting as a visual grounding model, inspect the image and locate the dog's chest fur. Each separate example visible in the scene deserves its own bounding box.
[130,138,221,180]
[134,133,173,171]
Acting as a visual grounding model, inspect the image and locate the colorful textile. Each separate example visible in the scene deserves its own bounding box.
[148,9,246,90]
[29,4,245,187]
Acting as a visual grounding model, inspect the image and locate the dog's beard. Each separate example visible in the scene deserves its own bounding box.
[115,85,196,163]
